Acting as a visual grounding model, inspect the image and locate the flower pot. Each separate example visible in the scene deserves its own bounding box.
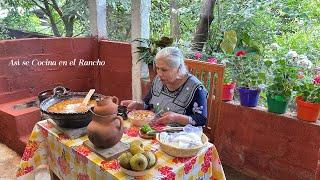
[267,95,290,114]
[238,87,261,107]
[222,82,236,101]
[296,96,320,122]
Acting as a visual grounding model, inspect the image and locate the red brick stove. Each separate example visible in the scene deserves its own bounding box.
[0,37,132,154]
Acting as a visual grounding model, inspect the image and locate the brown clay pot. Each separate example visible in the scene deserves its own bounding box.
[94,96,119,115]
[87,96,124,148]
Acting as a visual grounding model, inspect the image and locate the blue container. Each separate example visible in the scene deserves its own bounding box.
[238,87,261,107]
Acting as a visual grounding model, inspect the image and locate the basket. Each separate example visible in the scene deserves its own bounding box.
[156,133,208,157]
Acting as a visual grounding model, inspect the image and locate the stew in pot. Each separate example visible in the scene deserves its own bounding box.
[48,98,97,113]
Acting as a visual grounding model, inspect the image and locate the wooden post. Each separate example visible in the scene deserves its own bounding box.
[88,0,107,39]
[131,0,151,101]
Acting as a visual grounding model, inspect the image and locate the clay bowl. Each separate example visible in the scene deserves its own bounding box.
[120,157,157,177]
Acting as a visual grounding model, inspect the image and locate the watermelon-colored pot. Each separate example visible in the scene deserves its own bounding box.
[296,96,320,122]
[222,82,236,101]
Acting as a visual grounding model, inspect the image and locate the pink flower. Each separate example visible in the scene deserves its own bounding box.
[194,52,202,59]
[236,50,246,57]
[207,57,217,64]
[313,75,320,84]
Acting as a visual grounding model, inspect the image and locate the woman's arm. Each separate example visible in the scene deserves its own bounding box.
[185,86,208,126]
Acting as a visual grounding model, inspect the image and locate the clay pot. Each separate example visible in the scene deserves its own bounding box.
[87,96,124,148]
[94,96,119,115]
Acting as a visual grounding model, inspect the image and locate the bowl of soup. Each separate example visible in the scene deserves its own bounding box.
[39,86,105,128]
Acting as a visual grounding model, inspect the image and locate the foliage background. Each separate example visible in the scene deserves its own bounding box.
[0,0,319,107]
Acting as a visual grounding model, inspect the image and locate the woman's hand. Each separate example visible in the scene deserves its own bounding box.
[155,112,178,125]
[120,100,144,112]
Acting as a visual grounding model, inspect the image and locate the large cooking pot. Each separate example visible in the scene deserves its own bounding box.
[39,86,105,128]
[38,87,70,103]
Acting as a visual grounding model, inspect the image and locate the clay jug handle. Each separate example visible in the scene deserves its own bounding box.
[112,96,119,105]
[114,116,123,130]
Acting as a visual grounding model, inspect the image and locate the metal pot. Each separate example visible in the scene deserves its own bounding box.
[39,86,105,128]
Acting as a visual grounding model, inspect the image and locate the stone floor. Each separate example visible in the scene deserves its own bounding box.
[0,142,254,180]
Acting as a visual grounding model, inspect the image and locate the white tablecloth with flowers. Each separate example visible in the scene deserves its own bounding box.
[16,120,226,179]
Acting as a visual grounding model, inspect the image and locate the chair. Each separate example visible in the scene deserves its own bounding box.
[184,59,225,143]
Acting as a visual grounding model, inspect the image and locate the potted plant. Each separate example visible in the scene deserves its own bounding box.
[221,66,236,101]
[212,53,236,101]
[133,37,173,80]
[229,50,266,107]
[295,72,320,122]
[265,58,298,114]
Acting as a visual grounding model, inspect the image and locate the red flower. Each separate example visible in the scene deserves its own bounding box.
[236,50,246,57]
[207,57,217,64]
[151,139,158,144]
[57,156,71,175]
[100,160,120,171]
[313,75,320,84]
[172,157,192,164]
[195,52,202,59]
[74,145,91,156]
[77,173,89,180]
[184,162,193,174]
[21,141,40,161]
[42,121,54,129]
[158,166,175,180]
[57,133,69,141]
[16,166,34,177]
[158,166,173,175]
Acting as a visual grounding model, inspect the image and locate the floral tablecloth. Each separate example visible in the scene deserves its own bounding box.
[16,120,226,180]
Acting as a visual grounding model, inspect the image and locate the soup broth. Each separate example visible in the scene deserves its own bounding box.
[48,98,97,113]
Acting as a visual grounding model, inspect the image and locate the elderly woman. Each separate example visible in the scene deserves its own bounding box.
[121,47,208,126]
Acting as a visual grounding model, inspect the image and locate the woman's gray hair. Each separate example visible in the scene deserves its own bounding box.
[155,47,188,75]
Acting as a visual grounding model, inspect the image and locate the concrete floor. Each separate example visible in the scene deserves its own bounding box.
[0,143,21,180]
[0,142,254,180]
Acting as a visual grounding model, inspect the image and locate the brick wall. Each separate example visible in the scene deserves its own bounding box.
[216,102,320,180]
[0,38,98,104]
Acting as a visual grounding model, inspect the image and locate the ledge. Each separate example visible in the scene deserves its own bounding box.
[217,101,320,179]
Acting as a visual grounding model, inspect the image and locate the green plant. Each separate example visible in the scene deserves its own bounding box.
[295,71,320,103]
[227,50,266,89]
[133,36,173,65]
[265,58,299,101]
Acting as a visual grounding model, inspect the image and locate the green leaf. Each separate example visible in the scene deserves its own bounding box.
[220,30,237,54]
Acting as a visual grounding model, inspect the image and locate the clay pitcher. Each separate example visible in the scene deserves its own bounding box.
[94,96,119,115]
[87,96,124,149]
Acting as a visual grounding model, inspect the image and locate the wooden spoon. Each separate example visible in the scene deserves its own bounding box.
[82,89,95,106]
[76,89,95,112]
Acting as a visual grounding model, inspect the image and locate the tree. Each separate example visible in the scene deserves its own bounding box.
[192,0,216,51]
[2,0,89,37]
[169,0,180,40]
